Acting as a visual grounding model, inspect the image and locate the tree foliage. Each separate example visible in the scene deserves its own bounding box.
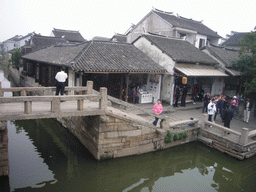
[232,31,256,94]
[11,48,22,69]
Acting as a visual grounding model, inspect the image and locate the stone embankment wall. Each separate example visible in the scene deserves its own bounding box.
[198,129,256,160]
[0,121,8,176]
[58,114,199,160]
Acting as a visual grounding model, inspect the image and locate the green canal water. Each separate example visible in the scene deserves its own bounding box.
[1,67,256,192]
[3,119,256,192]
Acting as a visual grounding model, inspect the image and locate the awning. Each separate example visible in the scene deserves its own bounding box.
[175,64,228,77]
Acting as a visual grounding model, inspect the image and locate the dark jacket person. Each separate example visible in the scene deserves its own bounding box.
[223,105,233,128]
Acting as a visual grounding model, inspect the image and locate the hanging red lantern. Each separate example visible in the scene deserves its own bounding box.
[182,77,187,84]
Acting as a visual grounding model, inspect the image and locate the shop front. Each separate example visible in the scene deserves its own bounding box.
[174,63,228,102]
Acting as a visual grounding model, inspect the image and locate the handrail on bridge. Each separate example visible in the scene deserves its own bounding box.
[0,81,108,116]
[0,81,94,96]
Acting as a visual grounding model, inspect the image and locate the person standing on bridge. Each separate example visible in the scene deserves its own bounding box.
[55,67,68,96]
[152,99,163,126]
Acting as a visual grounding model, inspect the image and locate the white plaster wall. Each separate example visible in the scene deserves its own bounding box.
[211,77,225,95]
[210,37,219,46]
[127,13,173,43]
[133,37,175,104]
[186,33,196,45]
[195,34,207,48]
[133,38,175,74]
[4,42,15,52]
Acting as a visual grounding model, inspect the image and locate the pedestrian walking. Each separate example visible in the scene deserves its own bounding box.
[174,85,180,107]
[202,92,210,113]
[223,105,233,128]
[55,67,68,96]
[244,97,253,123]
[181,84,188,107]
[208,98,216,123]
[152,99,163,126]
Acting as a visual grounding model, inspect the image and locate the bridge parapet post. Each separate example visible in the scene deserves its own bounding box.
[51,97,61,112]
[77,99,83,111]
[24,101,32,114]
[87,81,93,95]
[239,128,249,145]
[21,90,26,96]
[99,87,107,110]
[200,114,207,128]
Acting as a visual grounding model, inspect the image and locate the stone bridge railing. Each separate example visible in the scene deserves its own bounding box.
[200,114,255,146]
[0,81,94,97]
[0,81,108,121]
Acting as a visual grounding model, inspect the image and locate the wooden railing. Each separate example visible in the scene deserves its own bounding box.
[200,114,253,146]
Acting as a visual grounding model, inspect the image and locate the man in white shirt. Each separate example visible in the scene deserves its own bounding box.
[244,97,253,123]
[55,67,68,96]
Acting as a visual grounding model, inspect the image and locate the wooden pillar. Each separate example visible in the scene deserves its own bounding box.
[99,87,107,110]
[79,72,83,86]
[125,74,129,102]
[119,74,124,100]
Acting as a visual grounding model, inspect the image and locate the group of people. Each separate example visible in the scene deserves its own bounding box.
[205,94,254,128]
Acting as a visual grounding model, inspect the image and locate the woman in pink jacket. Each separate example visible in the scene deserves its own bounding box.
[152,99,163,126]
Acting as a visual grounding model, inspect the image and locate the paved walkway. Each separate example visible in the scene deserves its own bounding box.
[130,102,256,133]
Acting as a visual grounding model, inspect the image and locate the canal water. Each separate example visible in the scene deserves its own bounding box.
[1,66,256,192]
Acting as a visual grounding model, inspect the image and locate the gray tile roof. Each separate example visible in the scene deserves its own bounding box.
[139,34,218,64]
[72,41,166,73]
[22,41,166,73]
[153,10,221,38]
[52,28,85,42]
[221,32,248,46]
[201,45,241,76]
[203,45,239,67]
[22,43,88,66]
[26,34,67,53]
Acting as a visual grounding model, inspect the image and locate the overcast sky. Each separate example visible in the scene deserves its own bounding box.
[0,0,255,42]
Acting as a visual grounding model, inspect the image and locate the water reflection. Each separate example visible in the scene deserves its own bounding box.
[6,118,256,192]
